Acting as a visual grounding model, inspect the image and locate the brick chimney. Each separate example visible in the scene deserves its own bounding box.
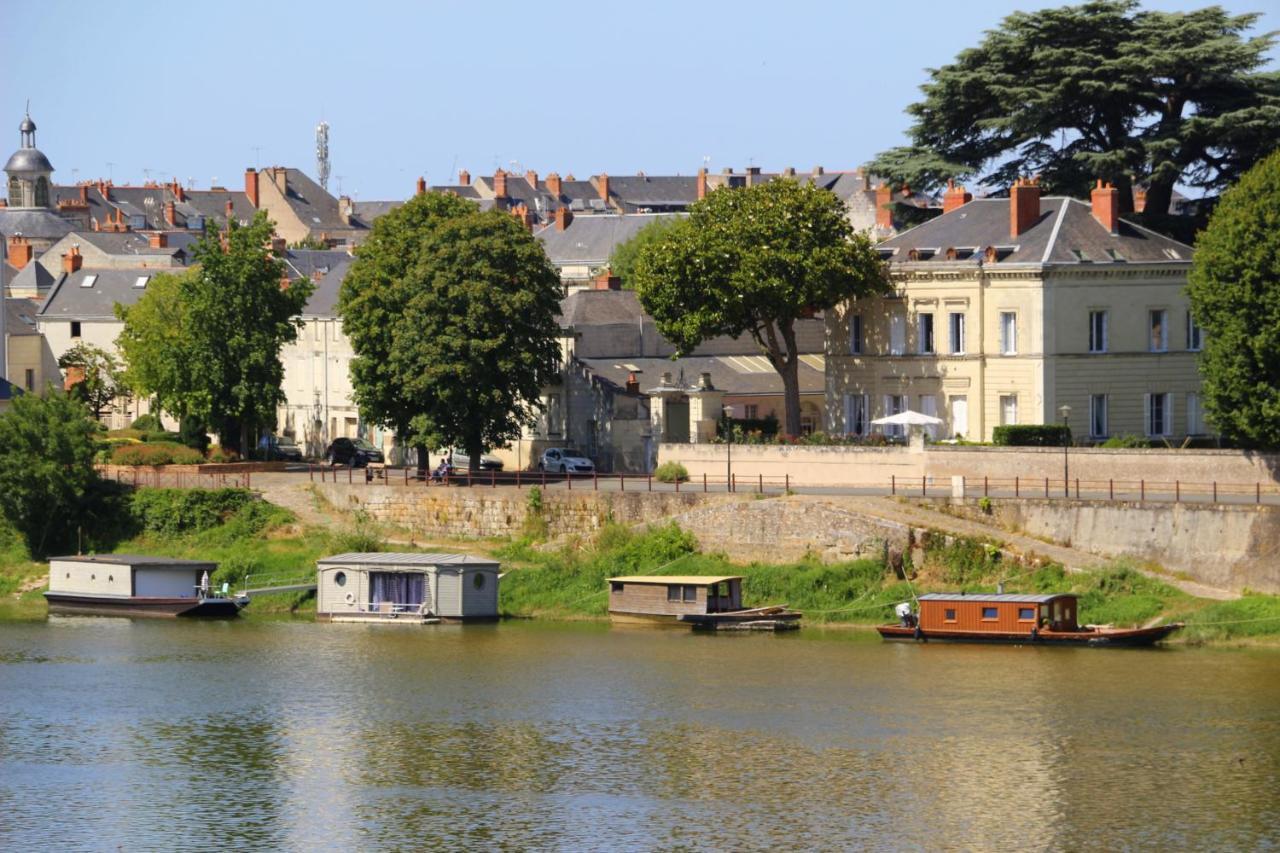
[942,179,972,215]
[7,235,33,270]
[171,178,185,202]
[697,168,707,200]
[1133,186,1147,214]
[511,203,533,230]
[596,173,609,200]
[458,169,470,186]
[1010,177,1041,237]
[625,372,640,394]
[525,170,538,189]
[592,269,620,290]
[745,166,761,187]
[555,206,573,231]
[493,169,508,199]
[149,232,168,249]
[875,184,894,231]
[245,168,259,208]
[97,179,110,201]
[62,245,82,274]
[338,196,354,226]
[1090,180,1120,233]
[79,184,89,204]
[546,172,562,197]
[416,176,426,195]
[164,200,176,227]
[271,167,288,194]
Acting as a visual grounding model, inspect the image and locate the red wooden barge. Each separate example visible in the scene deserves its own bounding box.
[878,592,1182,647]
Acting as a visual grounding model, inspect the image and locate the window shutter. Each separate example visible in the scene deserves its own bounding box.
[1143,393,1152,436]
[1164,393,1174,437]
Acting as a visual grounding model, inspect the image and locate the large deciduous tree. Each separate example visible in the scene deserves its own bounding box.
[1187,149,1280,448]
[0,391,99,557]
[116,212,312,454]
[867,1,1279,224]
[338,193,563,470]
[57,342,124,420]
[609,216,680,289]
[631,179,890,437]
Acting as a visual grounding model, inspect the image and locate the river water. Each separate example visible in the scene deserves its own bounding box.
[1,618,1276,851]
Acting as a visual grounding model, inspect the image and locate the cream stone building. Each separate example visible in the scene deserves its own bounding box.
[826,180,1203,443]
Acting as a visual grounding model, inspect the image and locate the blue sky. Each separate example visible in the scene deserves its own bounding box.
[4,0,1277,200]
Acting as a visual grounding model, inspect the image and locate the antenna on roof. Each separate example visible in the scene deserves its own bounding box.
[335,175,345,195]
[315,121,330,192]
[252,146,262,170]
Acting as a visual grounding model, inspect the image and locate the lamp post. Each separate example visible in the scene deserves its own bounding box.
[722,406,733,493]
[1059,403,1072,496]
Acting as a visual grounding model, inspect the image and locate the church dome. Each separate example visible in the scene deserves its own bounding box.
[19,115,35,134]
[4,148,54,174]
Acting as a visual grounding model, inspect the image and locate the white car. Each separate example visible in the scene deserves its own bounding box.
[539,448,595,474]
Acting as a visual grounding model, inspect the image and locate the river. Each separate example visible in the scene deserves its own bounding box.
[1,618,1276,850]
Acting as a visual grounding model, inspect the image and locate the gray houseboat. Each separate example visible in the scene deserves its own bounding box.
[608,575,801,630]
[316,553,500,622]
[44,555,247,618]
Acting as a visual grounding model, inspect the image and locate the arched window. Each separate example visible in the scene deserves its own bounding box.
[34,176,49,207]
[7,176,22,207]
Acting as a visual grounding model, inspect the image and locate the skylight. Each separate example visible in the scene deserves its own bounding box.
[134,276,150,288]
[80,275,98,288]
[1163,248,1182,260]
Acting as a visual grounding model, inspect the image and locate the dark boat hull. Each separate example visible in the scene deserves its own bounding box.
[44,593,247,619]
[877,623,1182,647]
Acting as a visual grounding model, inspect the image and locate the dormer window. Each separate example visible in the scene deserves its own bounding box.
[984,246,1016,262]
[1106,248,1126,262]
[907,247,939,261]
[80,275,98,288]
[945,246,977,260]
[1071,249,1091,262]
[875,248,897,261]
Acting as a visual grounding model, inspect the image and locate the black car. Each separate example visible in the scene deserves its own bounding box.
[324,437,384,467]
[259,434,303,462]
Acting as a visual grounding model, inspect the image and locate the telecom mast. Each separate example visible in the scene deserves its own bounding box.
[316,120,331,192]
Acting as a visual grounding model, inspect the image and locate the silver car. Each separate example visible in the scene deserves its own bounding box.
[539,448,594,473]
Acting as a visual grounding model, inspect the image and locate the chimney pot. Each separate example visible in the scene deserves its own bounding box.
[458,169,471,186]
[592,268,619,290]
[597,173,609,201]
[1010,177,1042,238]
[696,168,708,200]
[1090,179,1120,234]
[245,168,260,208]
[555,206,573,231]
[943,179,973,215]
[62,245,83,274]
[526,170,538,189]
[149,232,168,249]
[546,172,562,197]
[6,235,33,270]
[416,176,426,195]
[493,169,508,199]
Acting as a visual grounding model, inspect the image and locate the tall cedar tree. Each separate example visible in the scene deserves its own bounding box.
[338,193,563,470]
[1187,149,1280,448]
[867,1,1279,225]
[116,212,311,454]
[631,180,890,437]
[0,391,99,557]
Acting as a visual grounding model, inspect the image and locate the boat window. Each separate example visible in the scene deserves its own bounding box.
[981,607,998,619]
[473,573,486,590]
[611,582,623,593]
[334,571,347,587]
[682,585,697,602]
[667,585,680,602]
[1018,607,1035,620]
[944,608,956,621]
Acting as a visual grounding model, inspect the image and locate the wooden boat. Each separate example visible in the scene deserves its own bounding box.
[44,555,248,619]
[607,575,801,631]
[877,592,1181,646]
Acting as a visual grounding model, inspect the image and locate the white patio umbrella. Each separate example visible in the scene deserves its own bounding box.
[870,410,943,427]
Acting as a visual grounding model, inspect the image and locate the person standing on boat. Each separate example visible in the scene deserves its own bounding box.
[199,570,210,598]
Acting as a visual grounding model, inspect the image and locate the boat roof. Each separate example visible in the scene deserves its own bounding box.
[318,552,499,567]
[48,554,216,569]
[609,575,743,586]
[918,592,1073,603]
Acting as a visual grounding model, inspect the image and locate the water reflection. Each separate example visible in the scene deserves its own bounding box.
[0,620,1276,850]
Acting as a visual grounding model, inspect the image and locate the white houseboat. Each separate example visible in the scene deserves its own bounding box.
[316,553,500,622]
[44,555,247,618]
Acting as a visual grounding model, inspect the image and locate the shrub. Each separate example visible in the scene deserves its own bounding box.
[719,415,780,440]
[111,442,205,466]
[206,446,240,463]
[654,461,689,483]
[179,416,211,453]
[130,414,163,431]
[328,509,384,553]
[1100,434,1152,449]
[992,424,1072,447]
[130,488,258,535]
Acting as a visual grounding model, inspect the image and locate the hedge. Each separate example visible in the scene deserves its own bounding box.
[992,425,1072,447]
[111,442,205,466]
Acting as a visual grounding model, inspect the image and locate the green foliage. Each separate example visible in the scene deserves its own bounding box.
[338,192,563,468]
[1100,433,1152,448]
[654,461,689,483]
[130,488,259,536]
[992,424,1072,447]
[116,212,313,454]
[1184,594,1280,642]
[110,442,204,466]
[607,217,679,288]
[327,509,384,553]
[178,416,211,453]
[1187,149,1280,448]
[526,485,544,514]
[130,414,163,431]
[719,415,779,439]
[865,1,1280,225]
[632,179,890,436]
[922,532,1003,585]
[206,446,239,463]
[978,497,993,514]
[0,391,101,558]
[58,342,125,420]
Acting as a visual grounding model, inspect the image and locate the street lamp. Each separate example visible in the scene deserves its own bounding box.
[722,405,733,493]
[1059,403,1072,496]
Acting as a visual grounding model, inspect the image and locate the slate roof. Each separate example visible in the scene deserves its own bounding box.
[351,200,401,226]
[0,379,19,401]
[578,354,825,397]
[38,267,157,320]
[76,230,198,257]
[605,175,700,210]
[537,213,681,266]
[0,208,75,240]
[879,197,1193,266]
[270,168,363,233]
[8,260,57,294]
[5,298,42,335]
[298,256,353,318]
[181,189,257,227]
[283,248,350,282]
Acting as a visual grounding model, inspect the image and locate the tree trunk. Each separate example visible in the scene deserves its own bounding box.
[239,421,250,460]
[1140,177,1176,221]
[465,438,483,473]
[777,320,803,437]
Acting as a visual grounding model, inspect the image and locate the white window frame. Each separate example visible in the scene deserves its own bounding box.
[917,312,935,355]
[1186,311,1202,352]
[1149,309,1168,353]
[1089,394,1108,439]
[1089,310,1108,354]
[948,312,966,355]
[889,314,906,356]
[1144,392,1173,438]
[999,311,1017,356]
[999,394,1018,426]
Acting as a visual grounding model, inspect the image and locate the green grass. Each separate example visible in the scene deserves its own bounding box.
[1182,595,1280,643]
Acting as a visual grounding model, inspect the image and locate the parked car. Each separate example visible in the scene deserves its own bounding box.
[445,449,504,471]
[259,434,303,462]
[538,448,595,474]
[324,437,385,467]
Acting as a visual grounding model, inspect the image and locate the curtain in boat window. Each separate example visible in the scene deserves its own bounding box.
[369,572,426,612]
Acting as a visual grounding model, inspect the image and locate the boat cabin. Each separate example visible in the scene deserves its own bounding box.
[316,552,500,622]
[915,592,1079,635]
[44,554,243,618]
[607,575,743,622]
